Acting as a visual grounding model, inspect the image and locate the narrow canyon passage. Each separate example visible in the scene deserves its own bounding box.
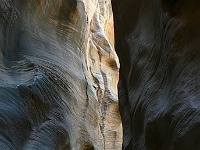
[1,0,199,150]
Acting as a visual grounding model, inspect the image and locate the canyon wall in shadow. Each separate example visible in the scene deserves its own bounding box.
[112,0,200,149]
[0,0,122,149]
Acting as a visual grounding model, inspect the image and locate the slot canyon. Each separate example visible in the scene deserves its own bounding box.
[0,0,199,150]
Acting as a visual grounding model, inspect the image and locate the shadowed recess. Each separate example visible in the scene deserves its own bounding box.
[111,0,200,149]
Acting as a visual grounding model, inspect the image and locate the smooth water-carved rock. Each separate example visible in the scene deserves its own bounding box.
[112,0,200,149]
[0,0,122,149]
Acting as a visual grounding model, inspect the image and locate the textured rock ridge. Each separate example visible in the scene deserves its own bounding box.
[112,0,200,149]
[83,0,122,149]
[0,0,122,149]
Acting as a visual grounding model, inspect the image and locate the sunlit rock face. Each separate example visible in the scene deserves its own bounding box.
[0,0,122,149]
[111,0,200,150]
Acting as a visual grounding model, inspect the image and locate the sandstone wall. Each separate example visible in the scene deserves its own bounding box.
[112,0,200,149]
[0,0,122,149]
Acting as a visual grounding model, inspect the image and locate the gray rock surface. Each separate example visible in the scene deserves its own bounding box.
[0,0,122,149]
[111,0,200,149]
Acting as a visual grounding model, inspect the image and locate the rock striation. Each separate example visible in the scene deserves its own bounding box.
[112,0,200,150]
[0,0,122,149]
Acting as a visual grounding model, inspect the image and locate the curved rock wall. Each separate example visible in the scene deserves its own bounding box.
[112,0,200,150]
[0,0,122,149]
